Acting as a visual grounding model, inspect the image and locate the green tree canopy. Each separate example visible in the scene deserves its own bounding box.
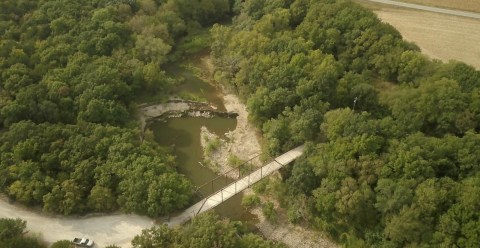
[132,213,286,248]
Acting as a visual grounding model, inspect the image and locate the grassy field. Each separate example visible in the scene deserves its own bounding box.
[399,0,480,13]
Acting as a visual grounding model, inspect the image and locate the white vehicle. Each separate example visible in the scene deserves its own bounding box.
[72,237,94,247]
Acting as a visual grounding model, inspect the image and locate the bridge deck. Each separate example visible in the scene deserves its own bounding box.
[168,145,305,226]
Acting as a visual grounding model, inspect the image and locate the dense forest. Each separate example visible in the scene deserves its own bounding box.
[0,218,45,248]
[0,0,234,216]
[212,0,480,247]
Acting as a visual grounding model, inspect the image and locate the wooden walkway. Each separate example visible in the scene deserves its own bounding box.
[168,145,305,226]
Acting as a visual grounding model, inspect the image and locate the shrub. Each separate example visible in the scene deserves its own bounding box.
[242,194,261,209]
[262,202,277,222]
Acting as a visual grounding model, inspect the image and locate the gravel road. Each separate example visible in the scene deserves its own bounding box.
[366,0,480,19]
[0,197,153,248]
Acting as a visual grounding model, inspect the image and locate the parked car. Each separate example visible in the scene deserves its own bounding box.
[72,237,94,247]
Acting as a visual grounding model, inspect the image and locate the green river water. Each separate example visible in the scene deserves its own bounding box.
[149,61,255,221]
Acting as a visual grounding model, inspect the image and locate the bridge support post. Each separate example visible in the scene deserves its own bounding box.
[248,161,252,187]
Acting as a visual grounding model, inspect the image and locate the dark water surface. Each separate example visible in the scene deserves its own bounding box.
[150,59,255,221]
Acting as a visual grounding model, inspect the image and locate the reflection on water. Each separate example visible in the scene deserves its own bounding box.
[152,55,256,222]
[152,117,234,185]
[151,117,254,221]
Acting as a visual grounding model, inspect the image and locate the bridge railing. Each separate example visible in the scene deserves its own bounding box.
[193,157,285,216]
[194,153,265,197]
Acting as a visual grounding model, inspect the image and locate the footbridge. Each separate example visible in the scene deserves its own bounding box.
[168,145,305,226]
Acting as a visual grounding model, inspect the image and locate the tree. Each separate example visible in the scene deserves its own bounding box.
[433,177,480,247]
[0,218,45,248]
[138,0,157,15]
[386,78,470,136]
[0,218,26,241]
[50,240,74,248]
[321,108,378,141]
[134,34,171,64]
[132,224,178,248]
[104,245,121,248]
[1,63,33,94]
[433,61,480,92]
[77,99,129,125]
[87,185,117,212]
[396,50,430,83]
[384,206,429,245]
[117,156,193,216]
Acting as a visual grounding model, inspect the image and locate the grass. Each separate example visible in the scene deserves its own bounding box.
[170,29,212,61]
[253,178,270,194]
[227,154,244,168]
[241,194,261,209]
[262,202,277,222]
[176,91,207,103]
[204,136,222,157]
[180,63,206,79]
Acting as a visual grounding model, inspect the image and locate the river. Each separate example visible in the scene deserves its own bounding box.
[149,59,255,222]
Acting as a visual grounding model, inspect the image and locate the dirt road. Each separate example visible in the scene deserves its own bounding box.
[398,0,480,13]
[366,0,480,19]
[0,197,153,248]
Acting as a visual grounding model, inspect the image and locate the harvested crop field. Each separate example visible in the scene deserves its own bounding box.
[399,0,480,13]
[373,7,480,69]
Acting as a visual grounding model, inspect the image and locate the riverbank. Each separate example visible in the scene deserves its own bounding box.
[199,95,337,247]
[251,206,338,248]
[199,93,263,177]
[198,55,338,248]
[198,55,262,175]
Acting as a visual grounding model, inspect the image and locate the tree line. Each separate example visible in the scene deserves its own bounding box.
[132,212,286,248]
[211,0,480,247]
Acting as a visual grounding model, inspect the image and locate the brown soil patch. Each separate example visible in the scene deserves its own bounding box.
[374,7,480,69]
[399,0,480,13]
